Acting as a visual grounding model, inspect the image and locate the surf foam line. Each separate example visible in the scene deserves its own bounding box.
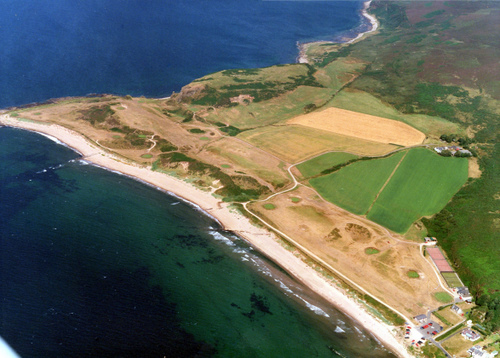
[241,251,332,319]
[0,124,84,156]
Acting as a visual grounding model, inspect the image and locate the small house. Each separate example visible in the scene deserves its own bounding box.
[434,146,466,156]
[414,314,427,323]
[451,304,464,316]
[468,345,497,358]
[457,287,473,302]
[461,328,480,341]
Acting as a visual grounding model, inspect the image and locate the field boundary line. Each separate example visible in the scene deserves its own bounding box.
[365,150,408,216]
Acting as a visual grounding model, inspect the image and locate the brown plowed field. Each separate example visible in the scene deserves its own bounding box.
[288,107,426,146]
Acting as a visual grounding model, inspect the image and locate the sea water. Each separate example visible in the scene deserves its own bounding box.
[0,1,396,357]
[0,0,369,108]
[0,128,396,357]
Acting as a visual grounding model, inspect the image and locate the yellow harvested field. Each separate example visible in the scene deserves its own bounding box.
[288,107,426,146]
[239,125,397,163]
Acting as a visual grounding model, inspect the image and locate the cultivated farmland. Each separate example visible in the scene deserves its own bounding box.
[328,89,465,138]
[288,107,426,146]
[367,148,468,233]
[296,152,358,179]
[238,125,396,163]
[309,151,406,215]
[309,148,468,233]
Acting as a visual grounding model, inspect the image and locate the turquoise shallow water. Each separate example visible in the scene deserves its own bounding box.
[0,128,396,357]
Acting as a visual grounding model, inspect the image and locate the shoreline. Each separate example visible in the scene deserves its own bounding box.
[0,115,412,358]
[297,0,379,64]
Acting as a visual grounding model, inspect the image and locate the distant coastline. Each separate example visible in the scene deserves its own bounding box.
[297,0,378,64]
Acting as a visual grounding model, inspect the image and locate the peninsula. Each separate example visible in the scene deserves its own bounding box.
[2,1,498,357]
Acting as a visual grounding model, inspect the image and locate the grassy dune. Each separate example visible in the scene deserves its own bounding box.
[203,86,333,129]
[367,148,468,233]
[309,151,406,215]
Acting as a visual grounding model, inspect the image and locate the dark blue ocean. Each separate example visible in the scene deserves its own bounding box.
[0,0,370,109]
[0,1,395,357]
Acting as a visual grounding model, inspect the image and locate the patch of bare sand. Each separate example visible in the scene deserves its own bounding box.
[0,114,412,358]
[288,107,425,146]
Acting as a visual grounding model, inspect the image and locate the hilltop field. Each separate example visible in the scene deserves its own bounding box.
[8,0,499,348]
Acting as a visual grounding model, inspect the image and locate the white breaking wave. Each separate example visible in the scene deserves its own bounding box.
[335,326,345,333]
[77,159,90,165]
[303,300,330,318]
[36,163,66,174]
[208,230,236,246]
[288,290,330,318]
[232,247,248,255]
[37,132,83,155]
[237,252,331,319]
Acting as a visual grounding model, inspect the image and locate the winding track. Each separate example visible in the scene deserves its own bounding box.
[239,144,457,325]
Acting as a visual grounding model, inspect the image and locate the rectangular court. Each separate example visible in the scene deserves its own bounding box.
[427,247,454,272]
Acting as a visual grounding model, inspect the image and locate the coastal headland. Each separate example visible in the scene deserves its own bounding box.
[2,1,499,357]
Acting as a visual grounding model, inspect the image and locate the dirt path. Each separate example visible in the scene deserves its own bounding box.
[240,142,456,327]
[147,134,157,152]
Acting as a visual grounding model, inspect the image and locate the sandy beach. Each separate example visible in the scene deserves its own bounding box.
[0,114,412,357]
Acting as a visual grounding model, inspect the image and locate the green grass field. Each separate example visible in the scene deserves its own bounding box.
[296,152,358,178]
[442,272,463,288]
[204,86,333,129]
[407,270,420,278]
[263,203,276,210]
[434,292,453,303]
[309,151,405,215]
[367,148,468,233]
